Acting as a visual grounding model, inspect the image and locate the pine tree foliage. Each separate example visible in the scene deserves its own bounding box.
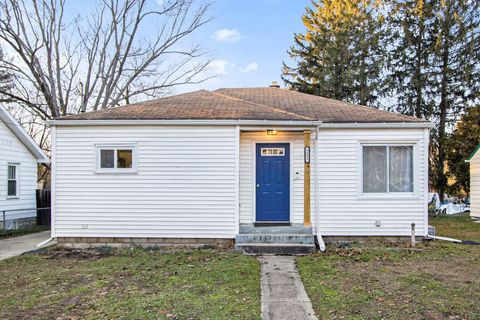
[445,107,480,196]
[386,0,436,119]
[430,0,480,199]
[282,0,386,107]
[284,0,480,198]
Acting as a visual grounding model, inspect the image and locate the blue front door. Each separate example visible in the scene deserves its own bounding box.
[256,143,290,221]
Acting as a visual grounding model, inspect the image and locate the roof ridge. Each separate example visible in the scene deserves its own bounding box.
[275,88,425,122]
[211,90,315,121]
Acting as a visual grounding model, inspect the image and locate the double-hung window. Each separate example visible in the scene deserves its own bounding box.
[96,145,137,173]
[362,145,414,194]
[7,163,19,197]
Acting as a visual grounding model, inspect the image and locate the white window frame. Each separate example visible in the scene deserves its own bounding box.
[7,163,19,199]
[358,142,418,199]
[95,144,138,173]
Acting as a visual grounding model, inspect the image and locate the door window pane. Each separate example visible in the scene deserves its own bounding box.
[100,150,115,168]
[261,148,285,156]
[363,146,387,193]
[117,150,133,168]
[389,146,413,192]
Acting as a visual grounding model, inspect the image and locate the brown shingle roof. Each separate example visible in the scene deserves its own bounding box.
[58,87,424,123]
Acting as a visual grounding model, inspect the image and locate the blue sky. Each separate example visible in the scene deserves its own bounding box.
[182,0,309,92]
[54,0,310,94]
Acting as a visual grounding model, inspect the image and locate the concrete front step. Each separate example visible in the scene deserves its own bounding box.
[235,243,316,255]
[236,233,315,244]
[239,224,312,235]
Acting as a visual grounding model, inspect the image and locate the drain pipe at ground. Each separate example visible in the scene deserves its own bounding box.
[426,235,463,243]
[411,223,416,247]
[315,126,326,252]
[37,237,55,248]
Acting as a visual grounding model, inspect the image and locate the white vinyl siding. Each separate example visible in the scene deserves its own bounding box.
[0,120,38,220]
[239,131,316,227]
[470,151,480,218]
[54,125,237,238]
[317,128,428,236]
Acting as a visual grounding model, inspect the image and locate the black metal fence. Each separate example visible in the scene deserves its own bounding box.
[1,207,51,231]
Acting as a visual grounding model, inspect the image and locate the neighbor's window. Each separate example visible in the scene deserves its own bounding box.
[96,146,136,172]
[363,145,413,193]
[7,164,18,197]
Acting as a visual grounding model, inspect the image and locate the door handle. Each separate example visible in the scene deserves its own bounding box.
[256,184,260,188]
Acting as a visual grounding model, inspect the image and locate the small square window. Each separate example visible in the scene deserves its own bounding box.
[96,145,136,173]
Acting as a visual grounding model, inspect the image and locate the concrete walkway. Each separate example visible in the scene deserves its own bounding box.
[0,231,52,261]
[259,255,318,320]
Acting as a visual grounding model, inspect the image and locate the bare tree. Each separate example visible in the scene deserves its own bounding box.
[0,46,11,93]
[0,0,213,119]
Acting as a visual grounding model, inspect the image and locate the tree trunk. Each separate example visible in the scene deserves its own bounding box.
[437,7,451,202]
[359,44,368,106]
[414,16,424,119]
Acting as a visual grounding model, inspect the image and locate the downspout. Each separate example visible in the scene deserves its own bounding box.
[37,237,55,248]
[315,126,325,251]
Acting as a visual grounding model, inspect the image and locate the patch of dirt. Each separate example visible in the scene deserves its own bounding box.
[38,248,114,260]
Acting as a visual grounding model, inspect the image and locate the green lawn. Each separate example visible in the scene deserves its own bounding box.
[298,215,480,320]
[0,249,261,320]
[2,216,478,319]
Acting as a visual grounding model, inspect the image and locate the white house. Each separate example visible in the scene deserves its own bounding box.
[0,106,49,229]
[467,145,480,219]
[50,87,432,253]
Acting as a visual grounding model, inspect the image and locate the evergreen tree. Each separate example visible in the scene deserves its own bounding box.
[282,0,385,107]
[445,107,480,196]
[430,0,480,200]
[386,0,436,119]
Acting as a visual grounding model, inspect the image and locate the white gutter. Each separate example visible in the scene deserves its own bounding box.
[240,126,317,131]
[49,119,433,129]
[49,119,322,126]
[318,122,433,129]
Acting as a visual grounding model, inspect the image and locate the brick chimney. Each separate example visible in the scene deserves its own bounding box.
[269,81,280,88]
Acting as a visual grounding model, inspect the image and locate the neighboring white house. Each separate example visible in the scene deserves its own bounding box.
[0,107,49,229]
[50,87,432,252]
[467,144,480,219]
